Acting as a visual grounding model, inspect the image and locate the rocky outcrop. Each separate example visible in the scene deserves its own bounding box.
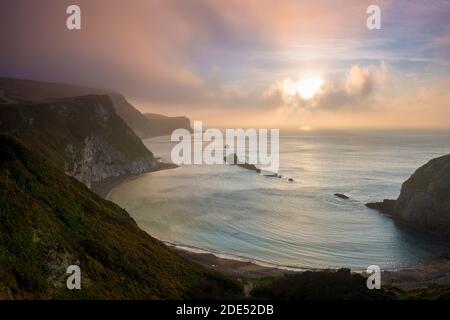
[365,199,396,216]
[335,193,350,200]
[224,153,288,179]
[394,155,450,235]
[366,155,450,237]
[0,94,156,188]
[224,153,261,173]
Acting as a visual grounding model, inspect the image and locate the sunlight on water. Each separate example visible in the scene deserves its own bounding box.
[108,131,450,270]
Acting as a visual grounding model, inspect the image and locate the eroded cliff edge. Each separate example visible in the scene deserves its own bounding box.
[366,154,450,237]
[0,95,157,188]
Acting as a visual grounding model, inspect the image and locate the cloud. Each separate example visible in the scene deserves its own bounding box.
[0,0,448,128]
[266,61,388,110]
[0,1,386,109]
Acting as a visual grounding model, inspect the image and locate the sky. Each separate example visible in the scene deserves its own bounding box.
[1,0,449,130]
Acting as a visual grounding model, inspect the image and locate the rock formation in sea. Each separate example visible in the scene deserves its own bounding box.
[365,199,396,216]
[224,153,261,173]
[366,154,450,237]
[334,193,350,200]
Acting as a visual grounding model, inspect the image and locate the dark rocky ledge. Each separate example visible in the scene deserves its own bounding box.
[365,199,396,217]
[334,193,350,200]
[224,153,261,173]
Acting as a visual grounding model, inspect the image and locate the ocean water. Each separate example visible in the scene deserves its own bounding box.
[108,131,450,270]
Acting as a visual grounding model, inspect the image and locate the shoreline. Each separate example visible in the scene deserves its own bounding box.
[171,246,293,278]
[92,145,450,289]
[171,245,450,289]
[91,161,178,198]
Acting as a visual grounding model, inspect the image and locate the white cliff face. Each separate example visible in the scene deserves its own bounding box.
[0,93,157,189]
[58,95,157,188]
[48,95,157,188]
[64,134,156,188]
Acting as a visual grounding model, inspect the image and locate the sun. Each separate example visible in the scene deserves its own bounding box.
[282,76,325,100]
[295,76,324,99]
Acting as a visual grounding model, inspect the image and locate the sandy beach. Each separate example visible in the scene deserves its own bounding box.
[172,246,293,278]
[91,161,178,198]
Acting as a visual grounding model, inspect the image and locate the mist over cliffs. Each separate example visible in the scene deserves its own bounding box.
[144,113,192,137]
[0,77,194,188]
[0,78,192,139]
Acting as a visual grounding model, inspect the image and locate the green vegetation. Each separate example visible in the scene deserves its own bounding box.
[0,134,241,299]
[399,285,450,300]
[249,269,450,300]
[250,269,396,300]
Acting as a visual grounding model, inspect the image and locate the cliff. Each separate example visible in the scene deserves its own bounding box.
[144,113,192,137]
[0,78,192,138]
[0,95,156,188]
[0,134,240,299]
[366,154,450,237]
[108,93,156,138]
[395,155,450,235]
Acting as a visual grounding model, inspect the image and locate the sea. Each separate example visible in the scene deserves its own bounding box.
[107,130,450,270]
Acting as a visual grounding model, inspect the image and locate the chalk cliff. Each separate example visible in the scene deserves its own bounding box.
[0,94,156,187]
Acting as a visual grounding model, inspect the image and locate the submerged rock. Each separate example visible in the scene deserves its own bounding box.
[238,162,261,173]
[263,172,279,178]
[334,193,350,200]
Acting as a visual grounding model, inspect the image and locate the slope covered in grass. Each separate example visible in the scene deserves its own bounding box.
[0,134,240,299]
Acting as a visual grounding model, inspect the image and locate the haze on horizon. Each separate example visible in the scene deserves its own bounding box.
[1,0,449,130]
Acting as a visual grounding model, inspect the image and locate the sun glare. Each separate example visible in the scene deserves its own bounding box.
[282,76,324,100]
[296,76,324,99]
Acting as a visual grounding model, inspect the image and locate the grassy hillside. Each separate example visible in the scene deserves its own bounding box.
[0,134,241,299]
